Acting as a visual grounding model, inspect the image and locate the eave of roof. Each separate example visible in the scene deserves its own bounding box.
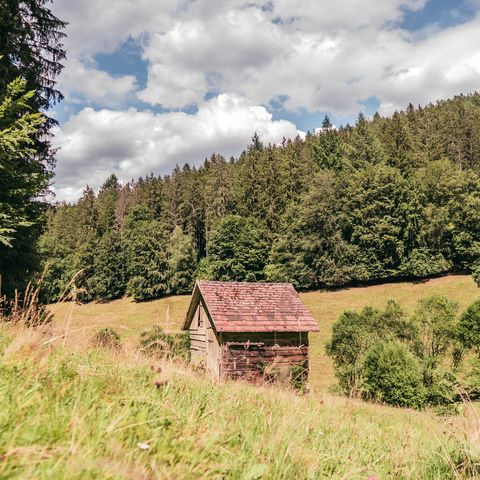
[182,280,320,333]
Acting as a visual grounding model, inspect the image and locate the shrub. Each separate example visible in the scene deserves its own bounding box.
[290,363,308,393]
[458,299,480,357]
[362,340,426,409]
[325,301,413,394]
[411,295,459,386]
[472,262,480,287]
[91,328,122,351]
[424,368,458,405]
[139,326,190,360]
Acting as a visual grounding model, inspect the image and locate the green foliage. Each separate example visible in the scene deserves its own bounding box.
[39,92,480,301]
[312,116,343,170]
[362,340,426,409]
[457,299,480,357]
[88,231,126,300]
[412,295,459,385]
[91,328,122,351]
[0,77,46,295]
[168,226,197,294]
[205,215,268,282]
[125,208,169,301]
[328,295,467,408]
[290,363,308,392]
[472,263,480,288]
[139,325,190,360]
[462,357,480,400]
[0,2,66,296]
[326,300,412,394]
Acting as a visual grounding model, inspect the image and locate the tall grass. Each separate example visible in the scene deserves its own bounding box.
[0,324,479,479]
[0,279,53,327]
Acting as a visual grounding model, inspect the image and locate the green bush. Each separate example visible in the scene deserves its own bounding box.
[457,299,480,357]
[325,301,413,394]
[462,357,480,400]
[362,340,426,409]
[91,328,122,351]
[472,263,480,288]
[290,363,308,393]
[139,326,190,360]
[424,369,458,405]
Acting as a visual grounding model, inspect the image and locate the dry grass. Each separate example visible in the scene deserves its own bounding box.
[0,322,479,479]
[48,275,480,391]
[2,276,480,478]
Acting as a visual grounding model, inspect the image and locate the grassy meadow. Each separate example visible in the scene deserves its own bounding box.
[1,274,479,478]
[1,325,480,479]
[48,274,480,391]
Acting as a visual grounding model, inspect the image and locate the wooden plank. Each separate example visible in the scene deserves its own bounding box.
[189,333,206,340]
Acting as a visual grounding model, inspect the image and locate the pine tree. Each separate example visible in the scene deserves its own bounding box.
[345,112,386,167]
[124,206,169,301]
[89,230,126,300]
[0,77,46,295]
[204,215,268,282]
[313,116,343,170]
[168,226,197,294]
[96,174,119,235]
[0,0,66,113]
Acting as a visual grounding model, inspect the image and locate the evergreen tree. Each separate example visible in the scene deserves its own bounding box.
[341,164,423,280]
[0,1,66,295]
[96,174,119,235]
[345,112,386,167]
[266,172,355,288]
[205,215,268,282]
[0,77,46,295]
[124,206,169,301]
[168,226,197,294]
[203,154,233,248]
[0,0,66,112]
[89,230,126,300]
[37,91,480,300]
[313,116,343,170]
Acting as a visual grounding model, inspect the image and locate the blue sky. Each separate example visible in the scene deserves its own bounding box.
[50,0,480,201]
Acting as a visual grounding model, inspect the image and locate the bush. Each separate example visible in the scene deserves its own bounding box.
[139,326,190,360]
[472,262,480,287]
[290,363,308,393]
[362,340,426,409]
[325,301,413,394]
[458,299,480,357]
[91,328,122,351]
[411,295,459,387]
[424,368,458,405]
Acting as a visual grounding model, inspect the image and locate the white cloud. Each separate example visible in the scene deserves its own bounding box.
[52,94,299,202]
[59,59,138,106]
[48,0,480,201]
[52,0,480,116]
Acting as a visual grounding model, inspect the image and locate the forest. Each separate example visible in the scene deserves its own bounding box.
[37,93,480,302]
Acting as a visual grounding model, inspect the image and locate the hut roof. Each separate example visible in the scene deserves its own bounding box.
[183,280,319,333]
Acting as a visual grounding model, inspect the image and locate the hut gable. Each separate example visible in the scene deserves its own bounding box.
[183,281,319,333]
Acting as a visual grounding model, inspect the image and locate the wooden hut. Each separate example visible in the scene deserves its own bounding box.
[182,281,319,382]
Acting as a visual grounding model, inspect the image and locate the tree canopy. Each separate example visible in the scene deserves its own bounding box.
[39,92,480,301]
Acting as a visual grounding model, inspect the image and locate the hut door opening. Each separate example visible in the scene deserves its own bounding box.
[206,326,220,379]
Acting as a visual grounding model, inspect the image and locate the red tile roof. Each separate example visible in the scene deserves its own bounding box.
[184,281,319,332]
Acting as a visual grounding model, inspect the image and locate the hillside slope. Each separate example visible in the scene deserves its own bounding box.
[0,331,478,480]
[49,274,479,391]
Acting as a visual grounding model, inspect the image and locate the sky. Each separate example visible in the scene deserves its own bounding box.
[49,0,480,202]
